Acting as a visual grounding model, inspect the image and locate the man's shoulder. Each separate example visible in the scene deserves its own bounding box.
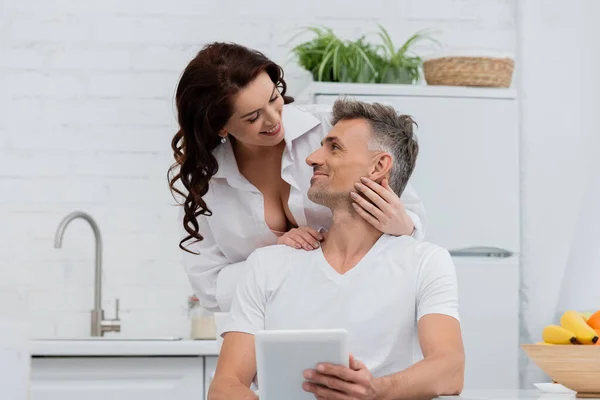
[291,103,333,117]
[249,244,308,268]
[245,245,310,287]
[383,235,451,267]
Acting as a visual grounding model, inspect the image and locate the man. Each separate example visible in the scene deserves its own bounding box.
[208,99,465,400]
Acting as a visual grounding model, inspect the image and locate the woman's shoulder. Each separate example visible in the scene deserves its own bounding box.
[284,103,334,139]
[286,103,333,120]
[289,102,332,115]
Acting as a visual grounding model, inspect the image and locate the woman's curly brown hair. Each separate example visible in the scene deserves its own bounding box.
[168,42,293,253]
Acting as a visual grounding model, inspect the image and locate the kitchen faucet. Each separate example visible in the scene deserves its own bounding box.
[54,211,121,337]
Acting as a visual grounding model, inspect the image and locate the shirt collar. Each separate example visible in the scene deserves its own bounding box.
[281,104,322,146]
[212,104,321,180]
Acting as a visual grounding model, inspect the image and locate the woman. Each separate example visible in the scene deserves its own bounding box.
[169,42,427,313]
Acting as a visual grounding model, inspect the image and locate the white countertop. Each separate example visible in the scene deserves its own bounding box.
[25,339,594,400]
[30,338,220,356]
[439,389,580,400]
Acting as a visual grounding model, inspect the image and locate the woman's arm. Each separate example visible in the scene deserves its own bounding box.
[401,180,427,240]
[180,209,249,312]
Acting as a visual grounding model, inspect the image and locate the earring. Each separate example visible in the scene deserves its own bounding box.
[221,137,227,144]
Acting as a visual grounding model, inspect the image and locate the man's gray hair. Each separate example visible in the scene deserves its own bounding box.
[331,98,419,196]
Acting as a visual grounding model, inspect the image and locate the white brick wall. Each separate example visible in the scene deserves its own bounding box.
[0,0,516,338]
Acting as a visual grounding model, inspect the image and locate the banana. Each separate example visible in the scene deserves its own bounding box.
[560,310,599,344]
[542,325,578,344]
[582,311,593,322]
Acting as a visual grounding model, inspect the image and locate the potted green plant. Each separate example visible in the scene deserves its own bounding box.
[290,25,436,85]
[289,26,381,83]
[376,25,435,84]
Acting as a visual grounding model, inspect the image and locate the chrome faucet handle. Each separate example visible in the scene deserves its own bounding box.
[101,298,121,334]
[114,298,120,320]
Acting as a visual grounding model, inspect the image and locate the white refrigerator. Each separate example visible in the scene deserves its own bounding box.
[303,83,521,390]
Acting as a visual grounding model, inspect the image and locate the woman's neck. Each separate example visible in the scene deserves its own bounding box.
[232,138,286,162]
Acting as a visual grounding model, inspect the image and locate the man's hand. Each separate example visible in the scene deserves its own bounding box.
[276,226,323,251]
[302,354,379,400]
[351,177,415,237]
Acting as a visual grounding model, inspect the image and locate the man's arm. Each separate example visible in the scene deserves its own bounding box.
[377,247,465,399]
[376,313,465,399]
[208,332,258,400]
[207,250,268,400]
[302,314,464,400]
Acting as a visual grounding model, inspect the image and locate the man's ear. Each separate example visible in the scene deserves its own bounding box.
[368,153,393,183]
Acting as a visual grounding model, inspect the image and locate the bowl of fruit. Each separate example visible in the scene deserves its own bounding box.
[522,310,600,397]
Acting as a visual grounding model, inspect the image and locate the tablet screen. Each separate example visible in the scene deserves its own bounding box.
[255,329,349,400]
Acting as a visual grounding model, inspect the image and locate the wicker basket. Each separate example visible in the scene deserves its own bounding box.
[423,56,514,88]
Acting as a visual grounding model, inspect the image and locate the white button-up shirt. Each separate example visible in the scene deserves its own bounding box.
[181,103,427,312]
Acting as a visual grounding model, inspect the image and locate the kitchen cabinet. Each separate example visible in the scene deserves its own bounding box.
[30,335,219,400]
[30,357,205,400]
[204,356,218,399]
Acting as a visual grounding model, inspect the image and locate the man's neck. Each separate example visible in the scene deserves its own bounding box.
[321,207,384,274]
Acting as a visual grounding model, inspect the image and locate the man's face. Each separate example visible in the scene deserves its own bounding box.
[306,118,375,209]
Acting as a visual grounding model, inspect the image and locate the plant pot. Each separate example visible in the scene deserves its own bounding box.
[312,68,335,82]
[312,65,376,84]
[380,67,413,84]
[339,66,376,84]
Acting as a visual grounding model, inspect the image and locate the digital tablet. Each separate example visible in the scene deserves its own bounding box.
[255,329,349,400]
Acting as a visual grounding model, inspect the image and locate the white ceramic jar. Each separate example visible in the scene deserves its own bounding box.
[188,295,217,340]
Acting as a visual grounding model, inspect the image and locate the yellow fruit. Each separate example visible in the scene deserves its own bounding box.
[586,310,600,329]
[560,310,599,344]
[542,325,577,345]
[583,312,593,322]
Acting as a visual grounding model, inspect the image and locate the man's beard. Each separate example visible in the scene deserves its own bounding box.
[308,186,352,211]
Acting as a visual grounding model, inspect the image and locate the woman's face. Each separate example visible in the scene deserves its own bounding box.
[222,71,286,147]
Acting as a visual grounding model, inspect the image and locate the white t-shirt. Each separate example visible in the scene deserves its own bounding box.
[222,234,460,378]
